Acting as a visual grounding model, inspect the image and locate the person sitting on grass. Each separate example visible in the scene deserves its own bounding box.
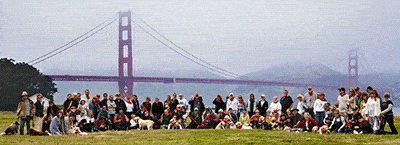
[329,110,346,133]
[49,110,65,136]
[294,113,318,132]
[129,114,138,130]
[239,109,250,126]
[95,116,109,131]
[202,108,217,129]
[114,109,129,130]
[168,115,182,129]
[187,107,202,129]
[250,110,262,129]
[161,109,172,129]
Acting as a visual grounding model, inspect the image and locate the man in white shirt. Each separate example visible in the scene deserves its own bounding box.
[337,87,349,116]
[226,93,238,113]
[177,94,188,109]
[81,89,91,107]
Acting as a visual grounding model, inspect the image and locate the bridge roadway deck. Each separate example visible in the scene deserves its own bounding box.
[48,75,340,90]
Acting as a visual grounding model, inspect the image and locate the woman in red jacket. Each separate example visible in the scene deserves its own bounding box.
[294,113,318,132]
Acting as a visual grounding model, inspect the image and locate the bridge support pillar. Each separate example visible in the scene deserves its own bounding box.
[118,10,133,98]
[348,49,358,88]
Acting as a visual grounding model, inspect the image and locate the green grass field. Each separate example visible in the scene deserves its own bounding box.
[1,112,399,145]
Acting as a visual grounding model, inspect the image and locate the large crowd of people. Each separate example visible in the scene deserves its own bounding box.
[13,86,398,136]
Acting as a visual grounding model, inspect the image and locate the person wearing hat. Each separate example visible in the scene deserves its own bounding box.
[290,108,303,127]
[17,91,36,135]
[256,94,268,117]
[296,94,305,115]
[187,107,202,129]
[213,95,225,113]
[226,93,238,114]
[303,86,316,118]
[114,93,127,114]
[337,87,349,117]
[216,109,226,123]
[250,110,262,129]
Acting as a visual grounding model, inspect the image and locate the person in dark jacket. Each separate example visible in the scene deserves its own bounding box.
[99,93,108,110]
[171,93,179,111]
[34,93,45,132]
[213,95,225,113]
[189,93,205,114]
[280,90,294,115]
[202,109,218,129]
[142,97,152,112]
[152,98,164,119]
[256,95,268,117]
[228,108,238,124]
[379,93,398,134]
[63,94,75,115]
[187,107,203,129]
[135,105,146,119]
[132,95,140,114]
[114,93,127,114]
[161,109,172,129]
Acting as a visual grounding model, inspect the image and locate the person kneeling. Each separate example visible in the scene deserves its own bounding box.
[294,113,318,132]
[168,115,182,129]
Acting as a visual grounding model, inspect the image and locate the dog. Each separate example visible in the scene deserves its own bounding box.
[28,128,50,136]
[1,121,19,135]
[318,125,330,134]
[135,117,154,130]
[235,122,252,129]
[312,126,319,133]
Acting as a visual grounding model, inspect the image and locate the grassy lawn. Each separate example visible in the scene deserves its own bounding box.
[1,112,399,145]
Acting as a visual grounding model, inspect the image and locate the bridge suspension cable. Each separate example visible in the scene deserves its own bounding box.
[28,13,119,65]
[131,20,243,79]
[132,16,248,79]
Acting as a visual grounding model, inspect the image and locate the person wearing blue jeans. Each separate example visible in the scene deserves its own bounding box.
[16,91,35,135]
[313,92,327,127]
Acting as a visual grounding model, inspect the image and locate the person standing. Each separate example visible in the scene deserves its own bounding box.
[296,94,306,115]
[177,94,188,109]
[125,96,134,120]
[34,93,44,132]
[280,90,293,115]
[114,93,127,114]
[213,95,225,113]
[81,89,91,107]
[237,95,246,117]
[131,95,140,114]
[152,97,164,119]
[17,91,35,135]
[379,93,398,134]
[337,88,349,117]
[89,96,101,119]
[365,89,381,134]
[269,96,282,116]
[142,97,152,112]
[303,86,316,118]
[189,93,205,114]
[247,94,257,117]
[107,95,116,129]
[100,93,108,110]
[256,94,268,117]
[226,93,238,113]
[63,94,74,115]
[313,92,327,127]
[171,93,179,111]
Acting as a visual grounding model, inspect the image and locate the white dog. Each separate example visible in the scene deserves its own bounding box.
[318,125,330,134]
[135,117,154,130]
[235,122,252,129]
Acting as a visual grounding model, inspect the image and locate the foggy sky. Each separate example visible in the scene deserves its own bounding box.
[1,0,400,77]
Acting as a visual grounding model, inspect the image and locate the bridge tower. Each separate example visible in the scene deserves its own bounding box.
[118,11,133,98]
[348,49,358,88]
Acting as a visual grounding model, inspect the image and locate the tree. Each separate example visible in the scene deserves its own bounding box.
[0,58,57,111]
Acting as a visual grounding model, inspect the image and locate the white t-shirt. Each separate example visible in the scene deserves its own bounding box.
[178,98,188,108]
[337,94,349,114]
[226,98,238,111]
[269,102,282,115]
[125,101,134,112]
[366,98,381,117]
[297,101,305,114]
